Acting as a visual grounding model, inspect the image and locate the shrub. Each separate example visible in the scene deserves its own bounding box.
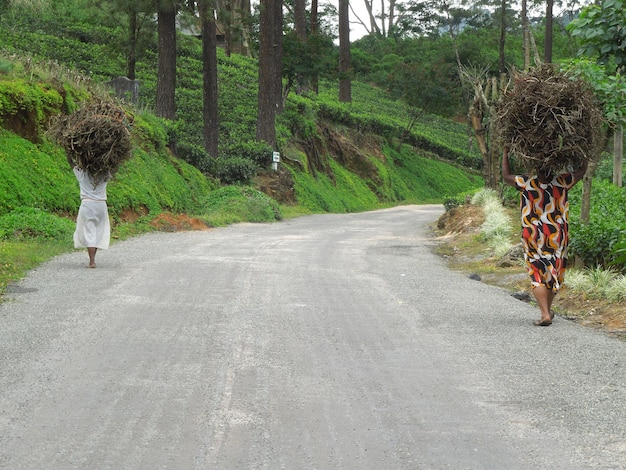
[569,221,623,269]
[443,196,463,212]
[0,59,13,74]
[200,186,281,225]
[209,157,260,185]
[0,207,74,241]
[176,141,212,173]
[222,141,274,166]
[606,276,626,302]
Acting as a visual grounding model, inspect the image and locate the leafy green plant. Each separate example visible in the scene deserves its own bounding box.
[0,59,13,74]
[199,186,281,225]
[222,141,275,166]
[609,238,626,272]
[569,180,626,268]
[568,0,626,69]
[0,207,74,241]
[566,266,626,301]
[208,157,260,185]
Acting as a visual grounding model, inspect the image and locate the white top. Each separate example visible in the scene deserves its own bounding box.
[73,168,109,201]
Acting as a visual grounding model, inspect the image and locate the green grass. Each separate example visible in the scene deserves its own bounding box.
[566,267,626,302]
[197,186,282,226]
[0,239,72,294]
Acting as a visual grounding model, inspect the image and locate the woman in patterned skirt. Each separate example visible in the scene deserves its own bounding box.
[502,148,588,326]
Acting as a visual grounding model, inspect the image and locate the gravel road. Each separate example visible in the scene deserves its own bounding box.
[1,205,624,469]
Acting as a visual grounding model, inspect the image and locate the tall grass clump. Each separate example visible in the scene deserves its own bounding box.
[566,266,626,302]
[471,188,514,256]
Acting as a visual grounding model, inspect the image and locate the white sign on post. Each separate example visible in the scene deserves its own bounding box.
[272,151,280,171]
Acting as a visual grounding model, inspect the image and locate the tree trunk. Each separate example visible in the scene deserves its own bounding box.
[614,125,624,187]
[200,0,219,159]
[293,0,308,93]
[462,67,500,191]
[580,159,597,225]
[274,0,284,113]
[256,0,279,148]
[363,0,381,36]
[127,10,138,80]
[499,0,506,75]
[156,0,177,121]
[528,27,542,65]
[388,0,397,36]
[294,0,305,40]
[310,0,319,93]
[215,0,252,57]
[521,0,530,69]
[544,0,553,63]
[222,0,233,56]
[338,0,351,103]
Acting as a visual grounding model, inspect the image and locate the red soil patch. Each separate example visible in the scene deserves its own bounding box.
[149,212,210,232]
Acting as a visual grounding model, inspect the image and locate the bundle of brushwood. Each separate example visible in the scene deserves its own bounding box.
[496,64,604,174]
[48,98,134,183]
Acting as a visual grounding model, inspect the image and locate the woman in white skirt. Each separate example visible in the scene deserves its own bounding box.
[69,157,111,268]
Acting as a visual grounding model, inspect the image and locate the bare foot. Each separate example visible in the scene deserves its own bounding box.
[87,263,96,268]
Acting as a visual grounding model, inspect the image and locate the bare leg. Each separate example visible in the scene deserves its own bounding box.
[547,289,556,318]
[532,286,553,325]
[87,247,97,268]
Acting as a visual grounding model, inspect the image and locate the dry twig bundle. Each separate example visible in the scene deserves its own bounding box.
[48,98,134,183]
[495,64,604,174]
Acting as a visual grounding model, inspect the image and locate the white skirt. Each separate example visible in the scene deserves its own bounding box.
[74,200,110,249]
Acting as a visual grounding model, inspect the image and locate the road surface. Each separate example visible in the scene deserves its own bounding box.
[1,205,625,469]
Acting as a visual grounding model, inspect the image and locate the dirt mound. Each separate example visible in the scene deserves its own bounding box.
[436,204,484,233]
[150,213,209,232]
[254,168,296,205]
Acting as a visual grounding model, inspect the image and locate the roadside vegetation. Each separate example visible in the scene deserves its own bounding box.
[437,187,626,338]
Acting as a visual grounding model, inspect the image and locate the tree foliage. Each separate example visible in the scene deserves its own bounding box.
[568,0,626,69]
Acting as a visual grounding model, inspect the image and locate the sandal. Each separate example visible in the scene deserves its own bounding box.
[534,319,552,326]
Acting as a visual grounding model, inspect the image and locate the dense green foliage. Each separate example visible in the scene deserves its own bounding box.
[199,186,282,226]
[568,0,626,69]
[0,207,75,241]
[0,120,219,220]
[0,2,485,176]
[569,179,626,270]
[316,82,482,169]
[351,17,582,118]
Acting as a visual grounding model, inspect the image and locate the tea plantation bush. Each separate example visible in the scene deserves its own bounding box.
[569,180,626,270]
[0,207,74,241]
